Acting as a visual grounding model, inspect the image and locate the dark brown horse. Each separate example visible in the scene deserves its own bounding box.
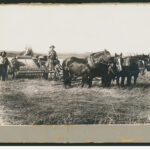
[116,54,150,86]
[88,53,123,87]
[62,50,122,88]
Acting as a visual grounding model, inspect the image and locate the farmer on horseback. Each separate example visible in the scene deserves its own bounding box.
[47,45,58,71]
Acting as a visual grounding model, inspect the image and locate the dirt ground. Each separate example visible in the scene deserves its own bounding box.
[0,71,150,125]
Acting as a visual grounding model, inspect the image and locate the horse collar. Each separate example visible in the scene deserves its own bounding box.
[90,55,96,66]
[87,55,96,69]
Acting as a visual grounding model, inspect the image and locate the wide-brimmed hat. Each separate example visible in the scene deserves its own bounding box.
[49,45,55,49]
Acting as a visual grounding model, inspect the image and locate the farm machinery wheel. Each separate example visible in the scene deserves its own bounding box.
[46,70,63,81]
[47,71,56,81]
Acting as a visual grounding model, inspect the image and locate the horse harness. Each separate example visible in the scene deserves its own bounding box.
[87,54,116,75]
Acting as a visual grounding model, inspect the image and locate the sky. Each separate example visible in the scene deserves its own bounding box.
[0,4,150,55]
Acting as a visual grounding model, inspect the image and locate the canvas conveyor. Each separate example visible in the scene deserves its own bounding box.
[15,56,45,77]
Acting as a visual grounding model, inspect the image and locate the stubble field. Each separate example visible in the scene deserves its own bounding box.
[0,71,150,125]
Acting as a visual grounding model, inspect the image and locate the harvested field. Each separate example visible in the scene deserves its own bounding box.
[0,72,150,125]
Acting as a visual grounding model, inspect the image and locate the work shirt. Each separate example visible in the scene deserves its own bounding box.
[48,50,57,60]
[0,56,9,65]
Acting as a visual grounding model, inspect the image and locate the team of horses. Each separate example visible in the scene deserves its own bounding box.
[0,50,150,88]
[62,50,150,88]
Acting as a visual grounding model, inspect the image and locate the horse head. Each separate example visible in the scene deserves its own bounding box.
[134,54,150,71]
[114,53,123,72]
[142,54,150,67]
[137,60,146,75]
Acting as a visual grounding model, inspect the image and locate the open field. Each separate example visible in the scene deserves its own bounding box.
[0,71,150,125]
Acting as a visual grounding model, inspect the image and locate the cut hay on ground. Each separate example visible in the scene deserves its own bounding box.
[0,72,150,125]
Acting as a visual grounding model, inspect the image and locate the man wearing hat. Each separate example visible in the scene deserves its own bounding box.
[0,51,9,64]
[0,51,9,80]
[48,45,58,71]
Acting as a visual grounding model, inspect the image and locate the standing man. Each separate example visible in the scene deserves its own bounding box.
[0,51,9,80]
[48,45,58,71]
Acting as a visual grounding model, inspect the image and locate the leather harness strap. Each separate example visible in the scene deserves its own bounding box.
[87,55,95,69]
[88,54,110,68]
[87,54,117,75]
[99,61,109,66]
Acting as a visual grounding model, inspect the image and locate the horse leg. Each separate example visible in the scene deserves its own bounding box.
[81,76,89,88]
[116,76,120,86]
[63,70,69,88]
[103,76,109,87]
[65,71,72,87]
[103,76,110,87]
[107,72,113,87]
[88,77,93,88]
[127,75,131,86]
[68,73,72,87]
[81,77,85,87]
[134,74,138,86]
[107,76,112,87]
[121,76,125,87]
[64,77,70,88]
[102,77,105,87]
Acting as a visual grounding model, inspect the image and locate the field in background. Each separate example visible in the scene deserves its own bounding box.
[0,70,150,125]
[5,50,90,59]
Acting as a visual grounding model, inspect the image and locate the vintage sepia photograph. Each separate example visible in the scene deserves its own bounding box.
[0,3,150,128]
